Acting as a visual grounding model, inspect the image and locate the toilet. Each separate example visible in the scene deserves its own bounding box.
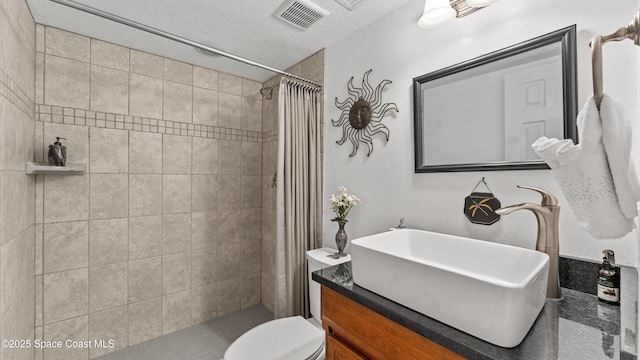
[223,248,351,360]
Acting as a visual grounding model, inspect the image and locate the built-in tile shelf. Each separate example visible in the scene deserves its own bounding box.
[25,162,85,175]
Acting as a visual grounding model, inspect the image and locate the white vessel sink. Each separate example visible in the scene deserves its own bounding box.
[350,229,549,348]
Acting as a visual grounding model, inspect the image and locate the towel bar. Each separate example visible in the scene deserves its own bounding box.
[590,9,640,109]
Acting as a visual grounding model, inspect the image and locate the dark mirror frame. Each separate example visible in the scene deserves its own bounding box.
[413,25,577,173]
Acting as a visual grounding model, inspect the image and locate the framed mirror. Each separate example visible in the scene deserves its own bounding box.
[413,25,577,173]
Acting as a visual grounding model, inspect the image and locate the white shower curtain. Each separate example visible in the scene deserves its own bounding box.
[275,77,322,319]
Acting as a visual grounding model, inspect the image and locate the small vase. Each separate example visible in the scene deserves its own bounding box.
[331,220,348,258]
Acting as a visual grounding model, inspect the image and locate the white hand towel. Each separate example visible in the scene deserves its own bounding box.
[600,94,640,220]
[532,96,634,239]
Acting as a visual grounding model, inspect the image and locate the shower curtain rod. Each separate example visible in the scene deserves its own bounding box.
[49,0,322,88]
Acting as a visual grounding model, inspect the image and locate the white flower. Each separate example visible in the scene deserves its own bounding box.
[329,186,361,221]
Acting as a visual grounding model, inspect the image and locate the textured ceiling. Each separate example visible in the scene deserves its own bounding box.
[26,0,416,81]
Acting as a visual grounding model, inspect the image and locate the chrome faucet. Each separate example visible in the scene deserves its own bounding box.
[495,185,562,300]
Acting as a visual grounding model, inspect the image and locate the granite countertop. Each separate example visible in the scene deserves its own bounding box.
[313,261,635,360]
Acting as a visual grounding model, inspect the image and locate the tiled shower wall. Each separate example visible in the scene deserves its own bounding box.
[34,26,263,359]
[260,50,325,313]
[0,0,37,359]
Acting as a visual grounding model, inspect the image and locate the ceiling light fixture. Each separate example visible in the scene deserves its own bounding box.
[418,0,456,29]
[420,0,499,28]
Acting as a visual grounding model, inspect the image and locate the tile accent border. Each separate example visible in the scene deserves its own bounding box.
[0,68,35,117]
[36,104,264,143]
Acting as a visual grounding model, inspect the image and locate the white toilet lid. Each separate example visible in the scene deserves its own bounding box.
[224,316,324,360]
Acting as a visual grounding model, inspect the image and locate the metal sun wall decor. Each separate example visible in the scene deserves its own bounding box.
[332,69,398,157]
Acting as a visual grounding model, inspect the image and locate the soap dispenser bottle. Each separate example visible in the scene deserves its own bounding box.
[48,137,67,166]
[597,250,620,304]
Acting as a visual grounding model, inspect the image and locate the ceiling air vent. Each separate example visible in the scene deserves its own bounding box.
[274,0,329,31]
[334,0,366,11]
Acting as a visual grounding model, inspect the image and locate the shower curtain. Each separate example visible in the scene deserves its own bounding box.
[275,77,322,319]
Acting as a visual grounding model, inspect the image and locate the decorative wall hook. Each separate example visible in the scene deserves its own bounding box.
[332,69,398,157]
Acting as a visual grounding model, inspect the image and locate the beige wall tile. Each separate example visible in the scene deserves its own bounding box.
[0,229,34,319]
[128,298,161,345]
[217,278,239,316]
[191,247,217,288]
[241,272,260,309]
[35,224,43,275]
[4,9,35,97]
[90,218,128,266]
[242,142,261,175]
[33,112,48,162]
[218,175,241,210]
[129,131,163,174]
[193,66,218,90]
[261,141,277,175]
[129,74,163,119]
[262,89,277,132]
[0,172,30,245]
[217,243,240,281]
[44,175,89,223]
[89,127,128,173]
[129,297,162,346]
[88,306,127,358]
[43,268,88,324]
[130,50,163,78]
[35,275,43,328]
[89,262,127,312]
[35,51,44,104]
[129,215,162,259]
[162,175,191,214]
[241,97,262,132]
[218,93,241,129]
[44,54,90,109]
[241,175,261,208]
[218,175,242,210]
[241,240,261,275]
[162,134,191,174]
[163,81,192,123]
[90,174,128,219]
[36,24,45,52]
[191,283,217,324]
[162,251,191,295]
[192,175,217,213]
[217,140,242,175]
[162,290,191,334]
[91,39,129,71]
[0,275,34,360]
[43,315,88,360]
[43,122,89,164]
[164,58,192,85]
[129,256,161,303]
[191,211,217,250]
[193,87,219,127]
[43,221,88,273]
[241,208,261,241]
[129,174,162,217]
[192,137,217,175]
[219,73,241,95]
[45,27,90,62]
[241,79,262,100]
[1,101,30,171]
[218,209,240,245]
[301,53,321,80]
[162,213,191,254]
[90,65,129,114]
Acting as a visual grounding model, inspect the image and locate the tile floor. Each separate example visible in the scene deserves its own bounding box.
[95,305,273,360]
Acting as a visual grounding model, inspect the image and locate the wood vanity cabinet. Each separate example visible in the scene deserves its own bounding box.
[321,286,465,360]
